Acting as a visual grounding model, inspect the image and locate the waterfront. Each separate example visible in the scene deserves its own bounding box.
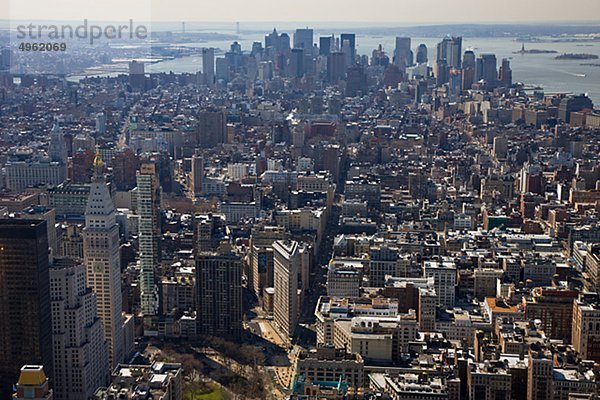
[68,24,600,103]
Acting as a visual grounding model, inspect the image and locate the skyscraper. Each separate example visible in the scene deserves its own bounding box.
[394,37,412,70]
[558,94,594,123]
[191,153,204,198]
[265,28,278,49]
[128,60,145,90]
[346,64,367,97]
[498,58,513,88]
[476,53,498,87]
[435,58,449,86]
[340,33,356,64]
[112,147,140,191]
[436,36,462,69]
[289,48,305,78]
[0,219,53,398]
[196,109,227,148]
[319,36,333,56]
[447,37,462,69]
[202,48,215,87]
[416,43,428,64]
[137,162,161,321]
[215,57,230,82]
[49,119,67,165]
[95,112,107,134]
[294,28,314,50]
[83,151,126,368]
[327,52,346,83]
[49,257,109,399]
[415,79,428,104]
[196,241,242,340]
[250,225,286,298]
[462,50,476,91]
[273,240,303,339]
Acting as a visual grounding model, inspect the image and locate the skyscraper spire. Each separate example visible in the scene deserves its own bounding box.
[83,156,125,369]
[93,145,104,179]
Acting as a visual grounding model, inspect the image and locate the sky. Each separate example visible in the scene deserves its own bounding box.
[3,0,600,24]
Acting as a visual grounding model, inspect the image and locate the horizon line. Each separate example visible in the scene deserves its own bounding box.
[1,19,600,26]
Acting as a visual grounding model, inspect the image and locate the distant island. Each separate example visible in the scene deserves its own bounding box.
[555,53,599,60]
[514,43,557,54]
[514,49,558,54]
[581,63,600,67]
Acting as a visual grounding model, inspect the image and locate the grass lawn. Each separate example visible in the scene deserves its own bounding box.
[184,384,223,400]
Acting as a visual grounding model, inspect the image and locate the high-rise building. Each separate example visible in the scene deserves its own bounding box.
[436,36,462,69]
[11,206,58,255]
[202,48,215,87]
[418,287,437,331]
[273,240,303,339]
[112,148,140,191]
[572,297,600,362]
[250,225,286,298]
[196,109,227,148]
[463,50,475,69]
[128,60,145,90]
[423,260,456,308]
[393,37,412,69]
[519,162,544,195]
[137,162,161,320]
[327,52,346,83]
[340,33,356,64]
[13,365,53,400]
[0,219,53,398]
[462,50,476,91]
[278,33,291,54]
[71,149,95,184]
[434,58,448,86]
[558,94,594,123]
[95,112,107,134]
[523,287,577,341]
[527,346,554,400]
[498,58,512,88]
[191,153,204,197]
[49,119,68,165]
[476,53,498,87]
[319,36,333,56]
[83,152,126,369]
[196,241,242,340]
[294,28,314,50]
[49,257,109,399]
[215,57,230,82]
[326,260,361,298]
[416,43,428,64]
[447,37,462,69]
[0,48,12,71]
[415,79,428,104]
[345,64,367,97]
[289,48,305,78]
[265,28,278,49]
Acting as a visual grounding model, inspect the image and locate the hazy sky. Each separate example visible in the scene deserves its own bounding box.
[4,0,600,24]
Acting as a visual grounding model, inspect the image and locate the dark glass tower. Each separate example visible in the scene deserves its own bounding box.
[0,219,52,398]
